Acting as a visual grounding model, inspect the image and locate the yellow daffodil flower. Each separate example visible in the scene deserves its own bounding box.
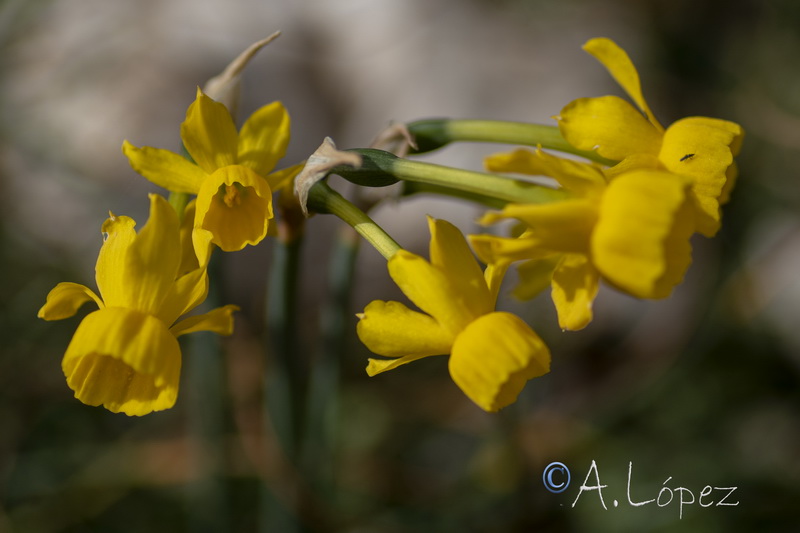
[557,37,743,236]
[471,149,695,331]
[38,194,238,416]
[123,89,302,261]
[357,217,551,412]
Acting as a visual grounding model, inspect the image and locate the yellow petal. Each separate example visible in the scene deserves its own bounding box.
[178,200,200,275]
[511,256,561,301]
[194,165,274,252]
[551,254,599,331]
[449,312,550,412]
[603,153,662,180]
[357,300,452,364]
[157,267,209,326]
[659,117,744,237]
[237,101,291,176]
[559,96,662,161]
[481,200,596,254]
[428,217,493,317]
[387,250,477,336]
[192,228,216,268]
[38,282,103,320]
[592,170,694,299]
[62,308,181,416]
[95,212,137,308]
[123,194,182,315]
[181,88,239,174]
[469,233,552,266]
[485,148,606,195]
[582,37,662,130]
[170,304,239,337]
[266,161,306,192]
[122,141,205,194]
[484,261,509,305]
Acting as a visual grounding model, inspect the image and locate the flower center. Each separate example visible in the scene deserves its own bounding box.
[219,183,246,207]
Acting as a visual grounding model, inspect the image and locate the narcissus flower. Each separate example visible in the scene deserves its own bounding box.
[123,89,302,261]
[557,37,743,236]
[357,217,551,412]
[471,149,695,331]
[38,194,238,416]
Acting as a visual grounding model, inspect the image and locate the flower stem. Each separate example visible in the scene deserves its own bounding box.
[306,181,401,260]
[168,191,190,220]
[407,119,616,165]
[334,149,569,205]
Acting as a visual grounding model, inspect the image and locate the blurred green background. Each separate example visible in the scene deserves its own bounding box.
[2,0,800,531]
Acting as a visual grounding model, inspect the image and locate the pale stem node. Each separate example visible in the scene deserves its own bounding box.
[294,137,362,215]
[369,122,418,158]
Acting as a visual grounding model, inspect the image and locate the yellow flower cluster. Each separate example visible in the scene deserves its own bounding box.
[40,83,299,415]
[355,38,742,410]
[39,36,743,416]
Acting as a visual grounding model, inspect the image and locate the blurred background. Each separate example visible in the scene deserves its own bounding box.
[2,0,800,531]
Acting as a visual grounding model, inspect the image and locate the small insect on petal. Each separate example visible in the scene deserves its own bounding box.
[680,153,695,162]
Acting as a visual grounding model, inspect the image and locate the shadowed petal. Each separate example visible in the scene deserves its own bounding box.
[551,254,599,331]
[38,282,103,320]
[170,304,239,337]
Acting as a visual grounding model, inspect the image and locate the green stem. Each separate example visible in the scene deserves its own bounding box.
[334,149,569,206]
[306,181,401,260]
[302,225,359,495]
[167,192,190,220]
[265,234,306,461]
[407,119,616,166]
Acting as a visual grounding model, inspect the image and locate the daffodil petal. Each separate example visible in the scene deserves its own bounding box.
[122,141,205,194]
[485,148,606,195]
[603,153,662,180]
[181,88,239,174]
[157,267,209,326]
[388,250,478,335]
[266,161,306,192]
[583,37,662,130]
[191,228,215,268]
[551,254,599,331]
[237,101,291,176]
[38,282,103,320]
[357,300,452,364]
[480,201,596,254]
[592,170,694,299]
[62,308,180,416]
[194,165,273,252]
[428,217,493,316]
[170,304,239,337]
[484,261,509,305]
[449,312,550,412]
[469,233,552,266]
[559,96,662,161]
[660,117,744,237]
[95,212,137,308]
[511,256,561,301]
[123,194,182,315]
[178,200,200,275]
